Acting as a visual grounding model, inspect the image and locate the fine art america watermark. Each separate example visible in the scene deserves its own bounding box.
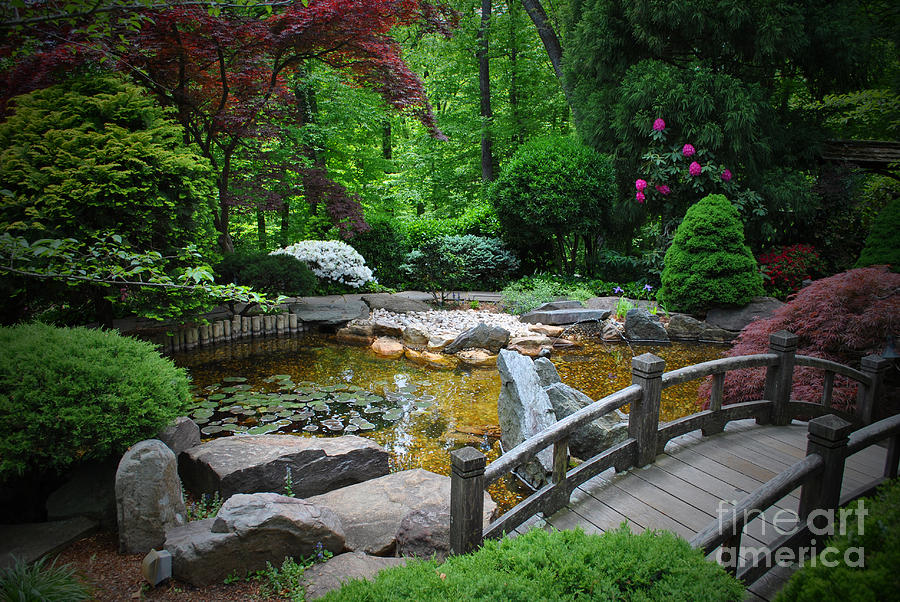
[714,499,868,570]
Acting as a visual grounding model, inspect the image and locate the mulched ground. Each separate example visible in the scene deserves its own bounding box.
[55,531,276,601]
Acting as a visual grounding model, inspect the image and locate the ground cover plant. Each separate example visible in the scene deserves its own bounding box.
[321,526,744,601]
[0,556,91,601]
[0,323,191,479]
[776,478,900,601]
[660,194,764,314]
[701,266,900,415]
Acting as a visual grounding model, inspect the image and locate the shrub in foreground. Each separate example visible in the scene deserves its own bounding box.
[322,527,744,601]
[776,478,900,601]
[700,266,899,414]
[0,323,191,479]
[215,251,317,296]
[660,194,764,313]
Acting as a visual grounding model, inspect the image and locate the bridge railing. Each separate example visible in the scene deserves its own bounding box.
[690,412,900,583]
[450,330,891,555]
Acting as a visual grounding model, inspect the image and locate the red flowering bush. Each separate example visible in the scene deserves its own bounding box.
[700,266,899,415]
[757,244,826,299]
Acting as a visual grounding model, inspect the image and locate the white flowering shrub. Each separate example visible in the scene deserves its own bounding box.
[271,240,374,288]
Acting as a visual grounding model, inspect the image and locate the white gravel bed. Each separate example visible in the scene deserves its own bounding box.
[370,308,534,338]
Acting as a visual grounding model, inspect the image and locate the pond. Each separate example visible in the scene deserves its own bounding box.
[173,335,727,510]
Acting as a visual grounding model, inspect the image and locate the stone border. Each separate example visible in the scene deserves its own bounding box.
[142,312,308,354]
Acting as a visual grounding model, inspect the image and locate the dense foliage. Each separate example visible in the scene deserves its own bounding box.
[215,252,318,296]
[777,479,900,601]
[701,266,900,414]
[0,323,191,479]
[489,136,615,274]
[0,556,91,602]
[855,196,900,270]
[660,195,763,313]
[758,244,826,299]
[323,526,743,600]
[403,235,519,301]
[0,75,215,252]
[271,240,374,289]
[501,275,593,314]
[348,215,410,289]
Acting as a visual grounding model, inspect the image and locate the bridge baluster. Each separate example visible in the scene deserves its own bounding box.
[630,354,665,466]
[450,447,486,555]
[798,415,852,529]
[763,331,798,426]
[856,355,889,425]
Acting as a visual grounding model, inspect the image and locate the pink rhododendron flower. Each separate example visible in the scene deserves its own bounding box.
[689,161,702,176]
[636,191,645,203]
[721,168,732,181]
[682,144,695,157]
[635,179,648,191]
[653,118,666,131]
[655,184,670,195]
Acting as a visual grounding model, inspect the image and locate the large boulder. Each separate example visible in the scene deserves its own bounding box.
[667,313,736,343]
[444,322,510,354]
[456,348,497,369]
[336,319,375,346]
[165,493,344,586]
[623,308,669,342]
[289,297,369,327]
[303,552,408,600]
[507,335,553,357]
[115,440,187,554]
[396,504,451,562]
[496,350,556,488]
[404,348,458,370]
[373,318,403,338]
[306,469,496,557]
[156,416,200,456]
[705,297,784,332]
[544,383,629,459]
[519,308,610,326]
[371,336,405,359]
[46,459,117,529]
[361,293,431,313]
[533,357,561,388]
[179,435,389,500]
[401,326,429,348]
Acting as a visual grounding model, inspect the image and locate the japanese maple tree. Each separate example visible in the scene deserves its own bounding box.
[1,1,453,251]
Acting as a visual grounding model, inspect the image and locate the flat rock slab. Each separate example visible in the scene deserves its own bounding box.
[303,552,408,600]
[519,308,610,325]
[705,297,784,332]
[361,293,431,313]
[179,435,389,500]
[0,517,98,568]
[45,459,117,529]
[289,297,369,326]
[306,469,496,557]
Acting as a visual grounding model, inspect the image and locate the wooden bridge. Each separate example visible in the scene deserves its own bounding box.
[448,331,899,600]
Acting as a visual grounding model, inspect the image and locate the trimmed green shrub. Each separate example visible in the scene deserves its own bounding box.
[348,215,409,288]
[0,556,91,601]
[855,196,900,271]
[776,479,900,601]
[403,235,519,300]
[488,136,616,275]
[501,275,594,314]
[215,251,317,296]
[322,526,744,601]
[660,194,764,313]
[0,323,191,479]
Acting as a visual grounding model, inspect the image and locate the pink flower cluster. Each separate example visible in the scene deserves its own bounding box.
[721,169,732,181]
[682,144,695,157]
[653,118,666,131]
[655,184,670,195]
[689,161,702,176]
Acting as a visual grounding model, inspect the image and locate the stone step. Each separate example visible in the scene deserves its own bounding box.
[519,308,611,325]
[0,517,98,568]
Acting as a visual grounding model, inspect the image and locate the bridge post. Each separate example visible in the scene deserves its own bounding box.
[798,415,852,532]
[763,331,798,426]
[630,354,665,467]
[450,446,486,555]
[856,355,889,425]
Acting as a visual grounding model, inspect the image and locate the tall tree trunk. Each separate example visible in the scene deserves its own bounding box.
[520,0,578,121]
[508,0,523,147]
[280,200,290,248]
[216,152,235,253]
[382,121,392,161]
[477,0,495,182]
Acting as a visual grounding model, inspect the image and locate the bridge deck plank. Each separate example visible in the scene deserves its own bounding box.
[537,419,887,601]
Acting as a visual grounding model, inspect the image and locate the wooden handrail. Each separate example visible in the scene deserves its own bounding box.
[661,354,778,388]
[484,385,640,485]
[794,355,872,386]
[847,414,900,455]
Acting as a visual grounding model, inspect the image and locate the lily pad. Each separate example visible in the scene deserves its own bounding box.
[356,420,376,431]
[259,414,278,423]
[201,425,224,435]
[208,393,226,401]
[191,408,214,420]
[343,424,360,433]
[383,409,403,421]
[303,424,319,432]
[223,376,247,383]
[247,424,279,435]
[222,417,237,424]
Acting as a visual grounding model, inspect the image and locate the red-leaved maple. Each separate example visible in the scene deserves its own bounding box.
[1,1,455,251]
[700,266,899,416]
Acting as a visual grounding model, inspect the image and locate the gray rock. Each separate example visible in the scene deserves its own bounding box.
[544,383,628,459]
[157,416,200,455]
[307,469,495,557]
[533,357,561,387]
[584,296,619,311]
[338,319,375,337]
[444,322,510,354]
[624,308,669,342]
[532,300,584,311]
[373,318,403,338]
[165,493,344,586]
[666,313,703,341]
[303,552,408,600]
[699,323,737,343]
[46,459,117,528]
[179,435,389,500]
[401,326,429,348]
[396,505,451,562]
[361,293,431,313]
[496,350,556,488]
[519,308,611,326]
[116,439,187,554]
[289,297,369,326]
[705,297,784,332]
[0,518,98,569]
